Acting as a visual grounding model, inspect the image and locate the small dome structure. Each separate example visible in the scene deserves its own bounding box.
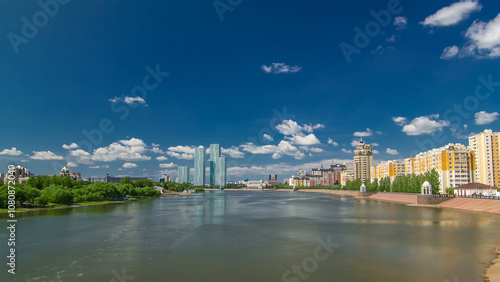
[421,181,432,195]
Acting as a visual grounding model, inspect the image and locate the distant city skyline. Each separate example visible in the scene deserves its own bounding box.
[1,0,500,181]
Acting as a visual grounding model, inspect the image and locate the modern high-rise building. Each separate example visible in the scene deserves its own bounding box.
[178,166,189,184]
[469,129,499,188]
[210,144,224,187]
[194,146,206,186]
[210,144,221,161]
[214,156,227,187]
[353,140,373,182]
[269,174,277,181]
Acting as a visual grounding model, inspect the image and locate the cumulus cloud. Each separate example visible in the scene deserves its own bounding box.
[386,148,400,155]
[373,150,380,154]
[0,147,23,156]
[159,162,177,168]
[92,138,151,162]
[353,128,373,137]
[392,116,408,126]
[421,0,482,27]
[156,156,168,161]
[342,148,353,154]
[69,149,94,165]
[286,134,321,145]
[222,147,245,158]
[351,139,362,147]
[30,151,64,160]
[441,45,460,59]
[475,111,499,125]
[109,96,148,106]
[394,16,408,29]
[89,165,109,169]
[123,162,138,169]
[460,14,500,59]
[62,143,79,150]
[275,120,324,136]
[299,146,324,153]
[397,115,450,135]
[241,140,305,160]
[66,162,78,168]
[263,134,274,141]
[261,63,301,74]
[166,145,196,160]
[327,138,339,147]
[371,142,379,147]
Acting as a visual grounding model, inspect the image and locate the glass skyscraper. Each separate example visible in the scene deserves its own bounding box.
[214,156,226,187]
[194,146,206,186]
[178,166,189,184]
[210,144,221,187]
[208,144,226,187]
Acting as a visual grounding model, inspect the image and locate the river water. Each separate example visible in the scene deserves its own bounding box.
[1,191,499,282]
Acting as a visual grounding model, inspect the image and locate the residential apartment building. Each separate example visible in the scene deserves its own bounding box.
[370,160,405,182]
[413,143,474,192]
[353,140,373,182]
[468,129,500,188]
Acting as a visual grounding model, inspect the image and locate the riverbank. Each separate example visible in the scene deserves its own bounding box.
[483,247,500,282]
[0,200,130,214]
[278,189,500,215]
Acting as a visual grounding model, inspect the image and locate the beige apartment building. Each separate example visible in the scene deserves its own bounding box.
[354,140,373,182]
[468,129,500,188]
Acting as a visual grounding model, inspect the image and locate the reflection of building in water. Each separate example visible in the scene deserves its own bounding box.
[205,193,226,225]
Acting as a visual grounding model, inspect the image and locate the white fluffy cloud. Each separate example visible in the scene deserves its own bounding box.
[398,115,450,135]
[222,147,245,158]
[241,140,305,160]
[462,14,500,58]
[109,96,148,106]
[89,165,109,169]
[392,116,408,126]
[299,146,324,153]
[30,151,64,160]
[156,156,168,161]
[342,148,353,154]
[261,63,301,74]
[92,138,151,162]
[327,138,339,147]
[263,134,274,141]
[123,162,138,169]
[62,143,79,150]
[66,162,78,168]
[475,111,499,125]
[286,133,321,145]
[394,16,408,29]
[0,147,23,156]
[373,150,380,154]
[351,139,362,147]
[421,0,482,27]
[353,128,373,137]
[276,120,305,135]
[441,45,460,59]
[166,145,196,160]
[69,149,94,165]
[386,148,400,155]
[159,162,177,168]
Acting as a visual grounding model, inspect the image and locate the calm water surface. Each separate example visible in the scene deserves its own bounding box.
[1,191,499,282]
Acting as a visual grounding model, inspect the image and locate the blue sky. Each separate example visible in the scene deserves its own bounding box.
[1,0,500,181]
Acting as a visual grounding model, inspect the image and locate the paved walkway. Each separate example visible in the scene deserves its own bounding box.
[438,198,500,214]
